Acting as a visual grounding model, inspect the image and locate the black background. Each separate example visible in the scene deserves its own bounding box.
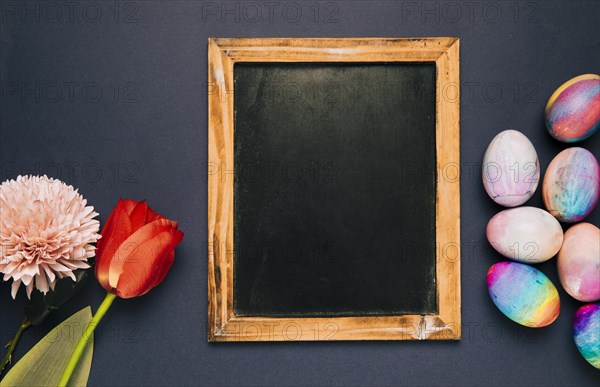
[233,63,437,317]
[1,1,599,385]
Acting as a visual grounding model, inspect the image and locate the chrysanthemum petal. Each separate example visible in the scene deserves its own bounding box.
[0,175,100,298]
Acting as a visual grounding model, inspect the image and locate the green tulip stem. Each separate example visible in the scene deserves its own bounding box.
[0,316,31,376]
[57,292,116,387]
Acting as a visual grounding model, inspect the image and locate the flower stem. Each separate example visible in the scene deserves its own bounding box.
[0,316,31,376]
[57,292,116,387]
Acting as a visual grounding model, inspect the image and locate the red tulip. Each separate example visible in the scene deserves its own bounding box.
[59,199,183,386]
[95,199,184,298]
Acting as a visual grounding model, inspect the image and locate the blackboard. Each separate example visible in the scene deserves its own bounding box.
[208,38,460,341]
[233,62,438,317]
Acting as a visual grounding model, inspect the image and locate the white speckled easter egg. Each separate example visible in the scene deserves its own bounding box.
[487,261,560,328]
[558,223,600,302]
[482,130,540,207]
[487,207,564,263]
[542,147,600,223]
[573,303,600,369]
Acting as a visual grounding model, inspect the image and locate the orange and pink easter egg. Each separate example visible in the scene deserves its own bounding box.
[558,223,600,302]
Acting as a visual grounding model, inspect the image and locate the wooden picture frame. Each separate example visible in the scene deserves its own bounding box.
[207,38,460,341]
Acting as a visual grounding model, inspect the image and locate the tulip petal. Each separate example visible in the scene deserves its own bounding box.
[147,249,175,290]
[113,225,183,298]
[106,219,179,290]
[95,201,118,255]
[121,199,139,215]
[145,206,165,223]
[95,200,132,290]
[129,201,148,232]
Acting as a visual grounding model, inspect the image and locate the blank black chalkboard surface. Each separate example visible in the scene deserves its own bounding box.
[233,62,438,317]
[208,38,460,341]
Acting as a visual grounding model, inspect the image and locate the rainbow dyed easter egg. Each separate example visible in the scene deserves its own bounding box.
[546,74,600,142]
[482,130,540,207]
[573,303,600,369]
[487,262,560,327]
[542,147,600,223]
[487,207,563,263]
[558,223,600,302]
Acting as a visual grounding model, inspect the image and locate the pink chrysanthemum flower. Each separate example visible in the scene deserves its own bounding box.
[0,175,101,299]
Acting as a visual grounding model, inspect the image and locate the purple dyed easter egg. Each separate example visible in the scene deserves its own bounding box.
[542,147,600,223]
[573,303,600,369]
[558,223,600,302]
[487,262,560,328]
[546,74,600,142]
[482,130,540,207]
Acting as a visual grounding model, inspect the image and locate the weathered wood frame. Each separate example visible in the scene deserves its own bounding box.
[208,38,460,341]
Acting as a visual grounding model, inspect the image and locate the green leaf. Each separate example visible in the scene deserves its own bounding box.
[25,269,91,327]
[1,307,94,387]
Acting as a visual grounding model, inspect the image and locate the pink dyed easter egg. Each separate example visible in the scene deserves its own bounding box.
[487,207,563,264]
[482,130,540,207]
[546,74,600,142]
[542,147,600,223]
[558,223,600,302]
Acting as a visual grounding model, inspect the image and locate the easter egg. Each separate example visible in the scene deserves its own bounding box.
[487,262,560,327]
[487,207,563,263]
[482,130,540,207]
[542,147,600,223]
[557,223,600,302]
[546,74,600,142]
[573,303,600,369]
